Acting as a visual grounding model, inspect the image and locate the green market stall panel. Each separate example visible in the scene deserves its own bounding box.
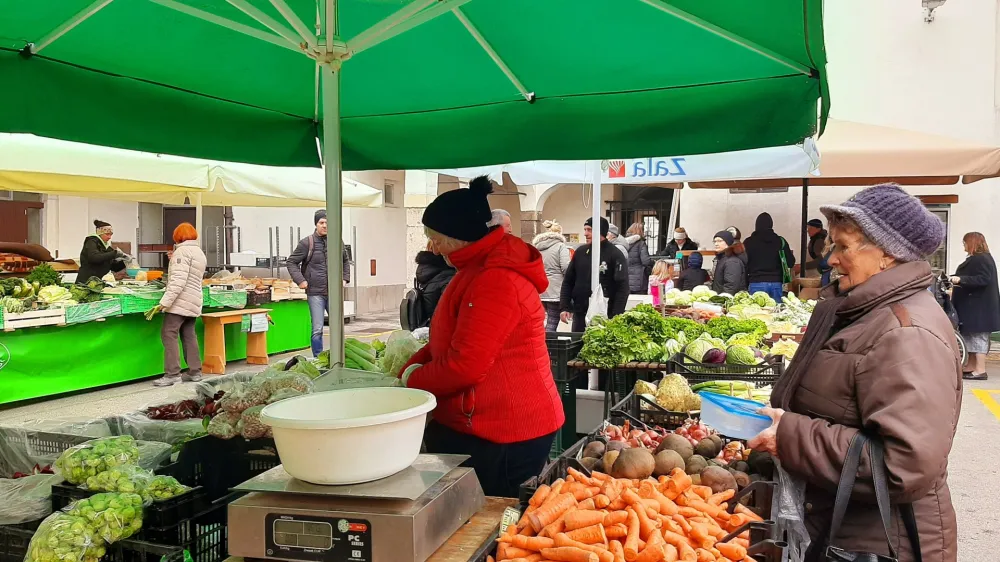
[0,301,310,405]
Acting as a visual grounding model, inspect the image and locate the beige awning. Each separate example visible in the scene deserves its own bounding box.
[690,119,1000,188]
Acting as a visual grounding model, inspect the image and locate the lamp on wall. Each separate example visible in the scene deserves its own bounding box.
[922,0,947,23]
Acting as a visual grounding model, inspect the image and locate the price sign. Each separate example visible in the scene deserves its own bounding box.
[250,313,269,333]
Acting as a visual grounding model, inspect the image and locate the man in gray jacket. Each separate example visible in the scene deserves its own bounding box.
[286,210,350,356]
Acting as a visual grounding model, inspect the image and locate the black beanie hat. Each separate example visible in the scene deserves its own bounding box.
[422,176,493,242]
[584,217,610,237]
[314,209,327,225]
[807,218,823,229]
[714,230,735,246]
[94,219,111,228]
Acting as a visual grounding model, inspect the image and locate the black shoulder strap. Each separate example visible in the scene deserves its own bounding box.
[901,504,923,562]
[302,234,315,270]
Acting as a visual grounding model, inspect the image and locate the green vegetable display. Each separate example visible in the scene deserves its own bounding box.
[0,277,21,296]
[704,317,769,345]
[26,512,105,562]
[142,475,190,502]
[54,437,140,485]
[26,263,63,287]
[38,285,77,308]
[66,492,144,543]
[724,344,759,365]
[378,330,424,378]
[0,295,25,314]
[345,338,380,372]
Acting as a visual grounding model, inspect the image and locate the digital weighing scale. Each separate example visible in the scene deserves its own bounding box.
[227,454,486,562]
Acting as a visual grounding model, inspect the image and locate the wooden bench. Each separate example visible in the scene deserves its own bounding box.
[201,308,271,375]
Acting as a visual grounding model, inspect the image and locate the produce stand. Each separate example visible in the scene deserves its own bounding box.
[201,309,272,374]
[0,300,310,405]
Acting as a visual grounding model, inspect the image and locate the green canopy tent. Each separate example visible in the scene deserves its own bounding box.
[1,0,828,361]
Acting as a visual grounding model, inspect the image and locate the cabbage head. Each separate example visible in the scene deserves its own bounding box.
[725,345,759,365]
[752,291,777,307]
[685,338,718,362]
[692,285,712,298]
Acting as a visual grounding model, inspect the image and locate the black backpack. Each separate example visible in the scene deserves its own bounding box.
[400,279,428,331]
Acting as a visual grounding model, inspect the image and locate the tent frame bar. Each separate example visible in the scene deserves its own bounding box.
[30,0,114,54]
[269,0,319,51]
[452,8,534,102]
[349,0,474,55]
[226,0,306,50]
[324,0,337,53]
[637,0,813,77]
[149,0,300,51]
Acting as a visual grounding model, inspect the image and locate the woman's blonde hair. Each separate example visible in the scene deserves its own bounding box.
[424,227,469,254]
[964,232,990,255]
[542,219,562,234]
[627,222,645,237]
[650,260,674,281]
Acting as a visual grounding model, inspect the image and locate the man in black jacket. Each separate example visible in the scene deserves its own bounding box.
[800,218,829,278]
[743,212,795,301]
[559,217,629,332]
[286,210,351,356]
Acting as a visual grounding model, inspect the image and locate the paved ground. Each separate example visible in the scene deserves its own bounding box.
[1,329,997,560]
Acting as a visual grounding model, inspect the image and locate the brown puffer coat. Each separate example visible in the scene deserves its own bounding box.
[771,261,960,562]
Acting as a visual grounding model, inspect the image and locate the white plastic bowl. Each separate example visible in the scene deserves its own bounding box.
[260,387,436,485]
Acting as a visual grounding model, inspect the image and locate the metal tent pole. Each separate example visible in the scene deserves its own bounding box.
[799,178,809,279]
[322,63,345,365]
[588,162,602,390]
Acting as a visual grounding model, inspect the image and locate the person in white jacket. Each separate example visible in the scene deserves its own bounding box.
[152,223,208,386]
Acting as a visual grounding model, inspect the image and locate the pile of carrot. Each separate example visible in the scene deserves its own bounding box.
[489,467,763,562]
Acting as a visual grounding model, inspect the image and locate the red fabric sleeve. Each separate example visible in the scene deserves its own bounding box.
[400,345,432,376]
[405,272,521,397]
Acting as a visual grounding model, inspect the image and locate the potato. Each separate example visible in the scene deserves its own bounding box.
[606,440,627,453]
[700,466,738,494]
[583,441,606,459]
[612,448,656,480]
[656,434,694,461]
[653,450,685,477]
[580,456,601,472]
[602,450,621,474]
[695,438,719,460]
[685,454,708,476]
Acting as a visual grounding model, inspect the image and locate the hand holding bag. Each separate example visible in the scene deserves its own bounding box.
[824,433,921,562]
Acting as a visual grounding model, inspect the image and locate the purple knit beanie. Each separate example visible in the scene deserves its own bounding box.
[820,184,945,262]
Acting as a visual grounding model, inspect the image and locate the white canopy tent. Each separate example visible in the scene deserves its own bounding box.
[0,134,383,229]
[435,140,821,313]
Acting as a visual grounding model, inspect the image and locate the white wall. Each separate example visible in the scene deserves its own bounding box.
[43,196,138,260]
[541,184,617,244]
[677,0,1000,273]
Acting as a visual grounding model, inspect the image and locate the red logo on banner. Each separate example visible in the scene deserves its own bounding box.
[348,523,368,532]
[607,160,626,179]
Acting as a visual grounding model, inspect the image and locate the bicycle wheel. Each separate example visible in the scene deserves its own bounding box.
[955,330,968,366]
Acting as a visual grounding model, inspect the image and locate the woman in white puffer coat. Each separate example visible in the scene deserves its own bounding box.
[153,223,208,387]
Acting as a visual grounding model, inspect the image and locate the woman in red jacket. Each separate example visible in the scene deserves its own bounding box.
[401,176,565,497]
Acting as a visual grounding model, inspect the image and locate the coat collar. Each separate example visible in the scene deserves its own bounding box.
[446,227,505,270]
[831,261,933,322]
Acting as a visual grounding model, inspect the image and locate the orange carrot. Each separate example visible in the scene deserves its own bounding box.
[564,511,607,532]
[591,471,612,482]
[539,546,599,562]
[662,543,678,562]
[609,540,626,562]
[623,509,641,561]
[578,498,597,511]
[665,470,692,500]
[509,535,556,551]
[706,490,734,506]
[541,518,567,539]
[508,556,542,562]
[677,541,697,562]
[554,534,614,562]
[633,500,659,540]
[532,485,553,507]
[565,524,607,545]
[671,514,693,536]
[687,499,729,522]
[487,556,495,562]
[604,510,629,526]
[733,504,763,522]
[634,544,665,562]
[689,486,712,501]
[658,518,684,536]
[530,493,577,532]
[500,545,535,559]
[715,543,747,561]
[661,530,693,550]
[573,487,600,501]
[519,524,538,537]
[724,514,750,532]
[688,523,714,550]
[732,538,749,549]
[693,548,714,562]
[568,468,598,487]
[594,494,611,509]
[605,524,628,540]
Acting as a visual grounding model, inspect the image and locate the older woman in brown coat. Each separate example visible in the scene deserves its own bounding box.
[750,184,960,562]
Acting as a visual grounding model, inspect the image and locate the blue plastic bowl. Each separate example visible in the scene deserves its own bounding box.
[126,268,147,277]
[698,391,772,440]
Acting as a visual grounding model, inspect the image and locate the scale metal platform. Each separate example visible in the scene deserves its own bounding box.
[228,454,485,562]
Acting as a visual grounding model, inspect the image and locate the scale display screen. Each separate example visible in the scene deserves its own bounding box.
[265,514,372,562]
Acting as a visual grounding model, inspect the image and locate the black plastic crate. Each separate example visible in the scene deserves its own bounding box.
[0,428,91,477]
[1,525,34,562]
[174,436,279,500]
[247,290,272,306]
[611,390,699,430]
[135,493,231,550]
[545,332,586,457]
[51,483,209,529]
[667,352,784,385]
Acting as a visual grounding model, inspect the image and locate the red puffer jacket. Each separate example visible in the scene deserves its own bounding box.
[403,228,565,444]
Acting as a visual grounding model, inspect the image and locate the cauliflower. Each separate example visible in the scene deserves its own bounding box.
[655,374,694,411]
